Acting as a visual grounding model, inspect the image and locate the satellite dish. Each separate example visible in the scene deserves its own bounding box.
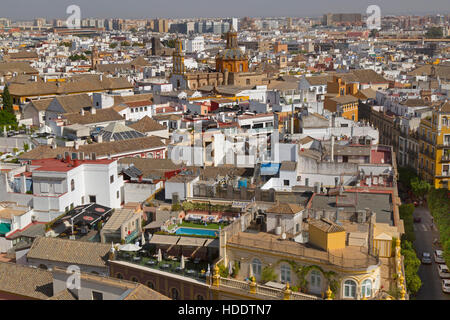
[281,233,286,240]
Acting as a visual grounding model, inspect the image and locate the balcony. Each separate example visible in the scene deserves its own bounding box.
[115,251,210,283]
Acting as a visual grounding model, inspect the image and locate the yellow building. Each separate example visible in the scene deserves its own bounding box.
[324,75,359,121]
[418,101,450,189]
[308,218,346,251]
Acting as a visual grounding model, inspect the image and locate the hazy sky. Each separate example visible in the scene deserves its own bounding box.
[2,0,450,20]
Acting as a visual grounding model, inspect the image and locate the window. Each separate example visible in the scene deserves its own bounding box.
[71,179,75,191]
[110,175,114,183]
[116,273,123,279]
[147,281,154,289]
[280,264,291,283]
[310,270,321,288]
[131,277,139,282]
[117,190,120,199]
[171,288,179,300]
[252,259,262,276]
[305,178,309,186]
[343,280,357,298]
[92,291,103,300]
[89,195,96,203]
[296,223,300,233]
[284,180,289,186]
[40,183,49,193]
[361,279,372,298]
[196,295,204,300]
[246,79,250,85]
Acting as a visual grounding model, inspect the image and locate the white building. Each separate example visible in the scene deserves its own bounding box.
[0,157,123,218]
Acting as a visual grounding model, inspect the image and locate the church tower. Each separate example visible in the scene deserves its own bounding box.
[91,45,100,70]
[172,38,185,75]
[216,27,248,73]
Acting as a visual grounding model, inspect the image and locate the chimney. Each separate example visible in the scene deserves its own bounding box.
[330,136,335,162]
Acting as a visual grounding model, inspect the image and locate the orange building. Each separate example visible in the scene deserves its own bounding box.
[215,28,249,73]
[324,75,359,121]
[273,42,287,53]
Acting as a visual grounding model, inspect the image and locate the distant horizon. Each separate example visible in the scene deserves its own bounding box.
[1,0,450,21]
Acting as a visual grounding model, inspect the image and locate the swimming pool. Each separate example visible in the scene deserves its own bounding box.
[175,227,219,237]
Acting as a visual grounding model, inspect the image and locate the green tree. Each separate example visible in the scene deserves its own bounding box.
[410,177,431,200]
[261,266,277,283]
[23,143,29,152]
[1,85,14,113]
[401,240,422,296]
[425,27,443,38]
[0,109,17,127]
[121,41,131,47]
[399,204,415,242]
[109,42,118,49]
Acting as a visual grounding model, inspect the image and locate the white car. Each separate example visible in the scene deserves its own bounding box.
[437,264,450,279]
[443,279,450,293]
[434,250,445,264]
[422,252,432,264]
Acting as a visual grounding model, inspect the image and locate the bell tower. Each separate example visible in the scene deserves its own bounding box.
[172,38,185,75]
[226,27,238,49]
[91,45,99,70]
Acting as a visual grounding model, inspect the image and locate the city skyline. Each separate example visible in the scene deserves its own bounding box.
[1,0,450,20]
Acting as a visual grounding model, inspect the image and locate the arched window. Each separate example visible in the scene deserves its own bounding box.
[343,280,357,298]
[71,179,75,191]
[252,259,262,276]
[361,279,372,298]
[131,277,139,283]
[171,288,179,300]
[38,264,47,270]
[116,273,123,279]
[147,281,154,289]
[310,270,321,288]
[196,294,204,300]
[280,264,291,284]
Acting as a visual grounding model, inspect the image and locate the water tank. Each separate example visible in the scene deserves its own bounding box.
[275,226,282,235]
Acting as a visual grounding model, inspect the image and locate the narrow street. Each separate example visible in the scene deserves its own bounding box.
[413,206,450,300]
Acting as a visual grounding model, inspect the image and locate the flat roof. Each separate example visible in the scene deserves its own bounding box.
[148,234,180,245]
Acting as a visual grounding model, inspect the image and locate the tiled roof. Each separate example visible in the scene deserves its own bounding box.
[351,69,388,84]
[53,94,93,113]
[266,203,304,214]
[64,108,124,125]
[19,136,166,160]
[128,116,167,133]
[309,218,345,233]
[27,236,111,268]
[123,284,171,300]
[0,262,53,299]
[8,75,133,97]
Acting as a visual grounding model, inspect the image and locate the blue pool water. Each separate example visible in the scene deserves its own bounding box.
[175,227,219,237]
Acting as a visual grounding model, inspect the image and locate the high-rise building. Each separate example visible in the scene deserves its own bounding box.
[154,19,169,33]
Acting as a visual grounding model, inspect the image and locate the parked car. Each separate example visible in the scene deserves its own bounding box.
[442,279,450,293]
[413,216,421,223]
[435,250,445,264]
[438,264,450,279]
[422,252,432,264]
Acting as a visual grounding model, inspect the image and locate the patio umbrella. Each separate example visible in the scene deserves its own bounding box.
[249,262,253,278]
[119,243,141,252]
[180,255,185,269]
[157,248,162,262]
[141,232,146,245]
[228,261,233,275]
[206,264,211,276]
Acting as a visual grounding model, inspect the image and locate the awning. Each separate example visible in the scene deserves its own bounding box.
[0,223,11,236]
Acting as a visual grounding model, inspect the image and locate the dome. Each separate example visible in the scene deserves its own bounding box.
[217,48,247,60]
